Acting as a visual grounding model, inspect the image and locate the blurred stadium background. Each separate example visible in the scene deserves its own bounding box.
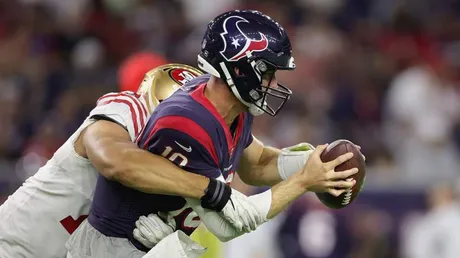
[2,0,460,257]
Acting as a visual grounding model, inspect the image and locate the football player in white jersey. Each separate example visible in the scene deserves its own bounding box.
[0,64,243,258]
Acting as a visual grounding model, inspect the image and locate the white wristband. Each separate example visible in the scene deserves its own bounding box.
[277,149,313,180]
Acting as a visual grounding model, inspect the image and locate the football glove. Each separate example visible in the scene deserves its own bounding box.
[220,188,268,233]
[133,213,175,249]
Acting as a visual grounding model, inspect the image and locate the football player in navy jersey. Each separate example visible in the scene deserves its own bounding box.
[66,10,359,258]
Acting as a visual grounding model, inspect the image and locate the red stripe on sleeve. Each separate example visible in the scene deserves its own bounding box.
[98,92,149,132]
[98,98,139,136]
[122,93,148,128]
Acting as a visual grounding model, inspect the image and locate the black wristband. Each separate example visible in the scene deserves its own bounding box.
[200,178,231,212]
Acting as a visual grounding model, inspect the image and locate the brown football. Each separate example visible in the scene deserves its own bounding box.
[315,139,366,209]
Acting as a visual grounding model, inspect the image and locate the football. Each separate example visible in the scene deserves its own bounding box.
[315,139,366,209]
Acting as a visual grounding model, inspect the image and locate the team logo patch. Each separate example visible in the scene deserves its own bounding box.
[169,68,200,86]
[219,16,269,61]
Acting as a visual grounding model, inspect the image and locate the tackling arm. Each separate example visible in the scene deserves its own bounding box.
[78,119,210,198]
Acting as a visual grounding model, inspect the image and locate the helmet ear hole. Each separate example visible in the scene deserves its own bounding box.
[234,67,241,75]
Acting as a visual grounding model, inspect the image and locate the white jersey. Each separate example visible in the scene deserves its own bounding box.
[0,92,149,258]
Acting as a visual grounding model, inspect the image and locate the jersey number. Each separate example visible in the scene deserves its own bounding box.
[170,207,201,235]
[161,146,188,167]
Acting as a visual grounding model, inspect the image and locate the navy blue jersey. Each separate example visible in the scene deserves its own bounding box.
[88,74,254,251]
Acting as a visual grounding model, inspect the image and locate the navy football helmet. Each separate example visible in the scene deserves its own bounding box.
[198,10,295,116]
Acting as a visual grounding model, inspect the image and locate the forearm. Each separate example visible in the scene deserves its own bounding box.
[186,173,307,241]
[266,173,305,219]
[238,146,282,186]
[239,139,314,187]
[113,148,209,198]
[239,172,306,221]
[86,137,209,199]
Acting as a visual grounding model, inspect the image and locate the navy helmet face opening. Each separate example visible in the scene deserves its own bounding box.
[231,57,292,116]
[197,10,296,116]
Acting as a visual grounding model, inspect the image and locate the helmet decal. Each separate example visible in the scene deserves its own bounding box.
[169,68,200,85]
[219,16,269,62]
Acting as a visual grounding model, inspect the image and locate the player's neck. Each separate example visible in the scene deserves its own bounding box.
[205,79,246,126]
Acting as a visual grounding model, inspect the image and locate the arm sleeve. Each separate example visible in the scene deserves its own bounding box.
[89,92,148,141]
[185,189,272,242]
[185,198,242,242]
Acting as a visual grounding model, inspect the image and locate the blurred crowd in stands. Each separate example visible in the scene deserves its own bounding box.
[2,0,460,257]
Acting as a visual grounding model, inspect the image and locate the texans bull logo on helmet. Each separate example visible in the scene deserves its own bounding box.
[219,16,269,61]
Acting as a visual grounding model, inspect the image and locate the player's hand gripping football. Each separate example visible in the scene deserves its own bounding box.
[300,144,358,197]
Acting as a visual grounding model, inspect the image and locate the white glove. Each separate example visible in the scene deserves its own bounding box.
[220,189,268,233]
[133,213,175,249]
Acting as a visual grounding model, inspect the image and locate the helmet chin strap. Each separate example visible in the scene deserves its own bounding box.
[219,61,265,116]
[248,101,266,116]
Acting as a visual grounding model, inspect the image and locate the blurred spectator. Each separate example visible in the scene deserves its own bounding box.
[346,209,392,258]
[404,182,460,258]
[383,49,460,186]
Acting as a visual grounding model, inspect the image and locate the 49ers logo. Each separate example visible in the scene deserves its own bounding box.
[169,68,200,86]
